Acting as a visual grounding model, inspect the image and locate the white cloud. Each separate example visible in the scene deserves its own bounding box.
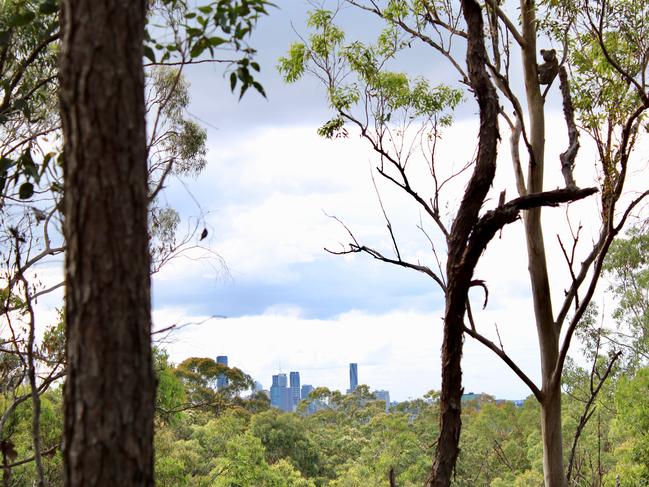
[153,303,542,402]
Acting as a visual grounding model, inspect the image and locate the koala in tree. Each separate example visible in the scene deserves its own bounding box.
[538,49,559,85]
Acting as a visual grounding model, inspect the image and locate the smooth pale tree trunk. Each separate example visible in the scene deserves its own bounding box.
[520,1,567,486]
[59,1,155,486]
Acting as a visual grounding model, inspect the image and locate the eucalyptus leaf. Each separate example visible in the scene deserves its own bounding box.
[18,182,34,200]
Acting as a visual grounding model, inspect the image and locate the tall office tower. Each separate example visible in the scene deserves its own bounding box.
[216,355,229,390]
[270,374,281,409]
[270,373,290,411]
[349,363,358,392]
[289,371,301,410]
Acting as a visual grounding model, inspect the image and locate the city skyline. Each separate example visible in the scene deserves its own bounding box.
[216,354,524,409]
[266,361,391,412]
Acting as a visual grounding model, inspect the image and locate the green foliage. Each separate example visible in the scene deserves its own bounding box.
[154,348,187,424]
[1,388,64,485]
[603,226,649,364]
[278,42,307,83]
[0,0,58,124]
[171,120,208,175]
[278,8,462,141]
[251,409,322,478]
[173,356,266,416]
[4,350,648,487]
[0,0,59,203]
[543,0,648,135]
[147,0,273,98]
[605,367,649,485]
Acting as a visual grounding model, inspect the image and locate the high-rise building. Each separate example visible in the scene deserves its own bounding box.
[270,374,281,408]
[270,373,291,412]
[374,390,390,412]
[270,373,282,408]
[301,384,314,401]
[289,371,301,411]
[216,355,229,390]
[301,384,315,415]
[349,363,358,392]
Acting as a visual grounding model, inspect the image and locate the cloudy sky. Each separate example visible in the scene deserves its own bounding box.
[138,0,623,402]
[31,1,619,402]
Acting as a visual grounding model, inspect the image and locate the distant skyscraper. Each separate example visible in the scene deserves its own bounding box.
[301,384,314,401]
[289,371,301,410]
[270,373,291,412]
[349,363,358,392]
[301,384,315,415]
[216,355,228,390]
[374,390,390,412]
[270,374,281,408]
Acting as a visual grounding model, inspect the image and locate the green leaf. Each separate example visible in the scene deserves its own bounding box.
[143,45,156,63]
[0,157,15,174]
[208,37,226,47]
[230,72,237,91]
[7,10,36,28]
[252,81,266,98]
[239,83,249,100]
[20,150,39,181]
[190,39,207,58]
[38,0,58,15]
[41,152,56,176]
[186,27,203,37]
[198,5,212,14]
[19,182,34,200]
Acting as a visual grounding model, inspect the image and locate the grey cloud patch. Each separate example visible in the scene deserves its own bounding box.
[152,257,443,320]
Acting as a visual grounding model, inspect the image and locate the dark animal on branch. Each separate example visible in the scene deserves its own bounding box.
[538,49,559,85]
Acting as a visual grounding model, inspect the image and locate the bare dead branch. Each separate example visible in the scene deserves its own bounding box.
[466,188,598,274]
[558,66,579,189]
[509,113,527,196]
[463,325,542,401]
[483,0,525,47]
[1,446,58,471]
[370,167,401,260]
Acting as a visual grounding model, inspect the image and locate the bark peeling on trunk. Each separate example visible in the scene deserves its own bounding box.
[59,1,155,486]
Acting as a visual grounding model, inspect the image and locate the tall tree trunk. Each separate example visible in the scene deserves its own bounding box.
[519,1,567,486]
[59,1,155,486]
[425,0,499,485]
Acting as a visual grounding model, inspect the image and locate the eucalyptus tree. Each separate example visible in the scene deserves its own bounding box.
[280,0,648,485]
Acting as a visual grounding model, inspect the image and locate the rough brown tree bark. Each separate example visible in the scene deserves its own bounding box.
[59,1,155,486]
[425,0,500,485]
